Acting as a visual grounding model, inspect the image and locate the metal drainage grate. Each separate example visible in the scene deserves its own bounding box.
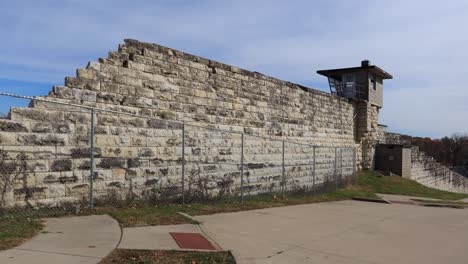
[169,232,217,250]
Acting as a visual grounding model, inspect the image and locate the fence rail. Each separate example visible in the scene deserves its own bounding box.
[0,92,356,218]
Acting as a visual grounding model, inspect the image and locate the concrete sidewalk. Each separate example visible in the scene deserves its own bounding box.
[196,200,468,264]
[377,193,442,204]
[0,215,121,264]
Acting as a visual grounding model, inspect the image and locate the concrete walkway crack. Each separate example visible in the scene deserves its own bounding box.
[12,248,101,259]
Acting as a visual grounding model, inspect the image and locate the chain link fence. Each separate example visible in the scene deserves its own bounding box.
[0,92,356,218]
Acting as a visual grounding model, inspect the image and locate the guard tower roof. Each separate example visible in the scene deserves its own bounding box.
[317,61,393,80]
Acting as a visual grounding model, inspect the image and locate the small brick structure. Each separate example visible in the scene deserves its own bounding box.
[375,144,412,178]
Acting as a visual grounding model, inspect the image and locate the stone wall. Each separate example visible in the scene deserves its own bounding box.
[411,146,468,193]
[356,101,380,169]
[0,39,378,207]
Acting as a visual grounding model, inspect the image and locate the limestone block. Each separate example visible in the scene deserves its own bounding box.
[65,77,100,91]
[11,108,64,122]
[94,135,119,146]
[131,54,154,65]
[119,115,147,127]
[119,66,137,78]
[142,48,164,60]
[52,86,74,99]
[14,186,47,201]
[101,82,119,93]
[65,183,89,197]
[135,87,154,98]
[87,61,101,71]
[153,110,177,120]
[83,170,113,182]
[0,132,16,145]
[113,75,142,87]
[47,184,66,198]
[77,69,96,79]
[24,159,49,173]
[97,114,118,125]
[102,147,138,158]
[78,90,97,102]
[130,136,146,146]
[31,122,52,133]
[121,96,152,108]
[98,157,126,169]
[50,159,72,172]
[17,133,67,146]
[112,168,127,181]
[64,111,92,123]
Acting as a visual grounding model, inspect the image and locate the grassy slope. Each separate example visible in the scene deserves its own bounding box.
[94,186,378,227]
[0,217,43,250]
[358,170,468,200]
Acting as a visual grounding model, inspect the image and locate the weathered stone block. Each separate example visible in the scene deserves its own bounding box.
[51,159,72,172]
[77,69,96,79]
[0,132,16,145]
[11,108,64,122]
[65,77,100,90]
[0,120,28,132]
[17,134,67,146]
[98,158,126,169]
[66,183,89,196]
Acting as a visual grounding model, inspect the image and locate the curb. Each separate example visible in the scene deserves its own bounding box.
[420,203,465,209]
[352,197,391,204]
[177,212,201,223]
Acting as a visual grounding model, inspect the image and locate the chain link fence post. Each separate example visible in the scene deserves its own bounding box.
[281,139,285,199]
[352,147,356,183]
[334,147,338,191]
[312,146,316,192]
[181,122,185,205]
[340,148,343,187]
[89,109,95,210]
[240,133,244,203]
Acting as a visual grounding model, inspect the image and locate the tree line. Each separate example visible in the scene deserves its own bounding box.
[410,133,468,168]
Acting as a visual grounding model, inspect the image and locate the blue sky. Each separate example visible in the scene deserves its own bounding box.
[0,0,467,138]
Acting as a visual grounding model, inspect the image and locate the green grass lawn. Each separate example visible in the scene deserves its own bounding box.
[357,170,468,200]
[92,185,379,227]
[0,217,43,250]
[100,249,235,264]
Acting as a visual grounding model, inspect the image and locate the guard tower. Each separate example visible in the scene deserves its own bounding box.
[317,60,392,108]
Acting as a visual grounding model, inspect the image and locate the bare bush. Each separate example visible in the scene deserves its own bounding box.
[0,150,27,206]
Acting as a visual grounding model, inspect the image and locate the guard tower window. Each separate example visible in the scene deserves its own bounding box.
[371,76,376,91]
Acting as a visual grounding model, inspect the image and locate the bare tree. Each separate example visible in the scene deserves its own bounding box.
[0,150,27,207]
[443,133,468,167]
[412,133,468,168]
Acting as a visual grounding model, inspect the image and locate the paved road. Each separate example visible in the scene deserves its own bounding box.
[196,200,468,264]
[0,215,121,264]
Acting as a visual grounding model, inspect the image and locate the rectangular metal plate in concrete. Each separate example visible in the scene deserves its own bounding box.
[169,232,216,250]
